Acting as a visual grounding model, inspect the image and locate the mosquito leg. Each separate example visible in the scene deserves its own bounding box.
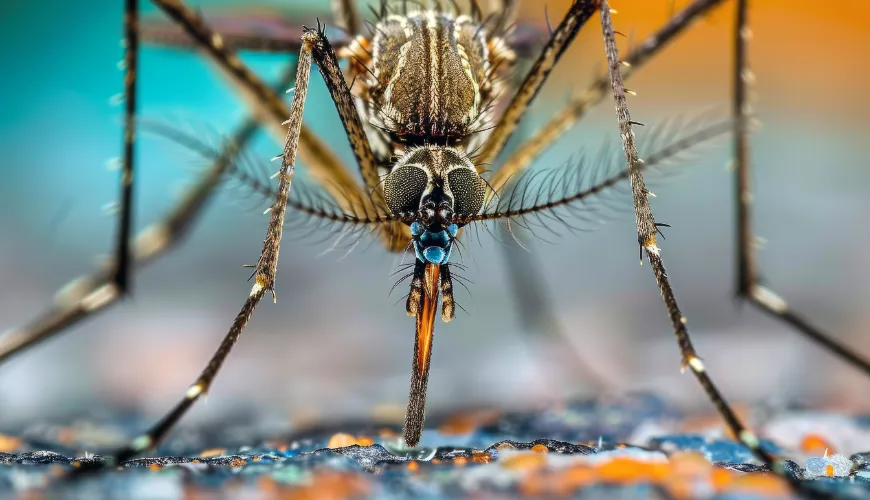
[151,0,406,251]
[488,0,726,195]
[74,29,319,470]
[140,5,348,54]
[114,0,139,296]
[487,0,519,29]
[598,1,816,492]
[477,0,600,166]
[732,1,870,375]
[150,0,361,210]
[331,0,361,34]
[0,59,296,367]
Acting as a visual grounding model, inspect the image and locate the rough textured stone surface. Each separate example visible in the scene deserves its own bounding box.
[2,395,870,499]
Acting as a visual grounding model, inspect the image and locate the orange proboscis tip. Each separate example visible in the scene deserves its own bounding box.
[0,433,23,453]
[501,452,547,471]
[530,444,549,454]
[199,448,227,458]
[801,433,835,455]
[415,264,440,379]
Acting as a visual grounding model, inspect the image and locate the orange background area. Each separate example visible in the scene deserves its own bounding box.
[518,0,870,125]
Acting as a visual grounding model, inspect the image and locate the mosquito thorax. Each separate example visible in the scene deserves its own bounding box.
[383,145,486,264]
[344,9,513,152]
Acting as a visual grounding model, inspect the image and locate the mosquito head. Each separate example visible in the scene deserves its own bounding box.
[384,145,486,264]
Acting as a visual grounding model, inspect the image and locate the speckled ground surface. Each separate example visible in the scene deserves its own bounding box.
[2,394,870,499]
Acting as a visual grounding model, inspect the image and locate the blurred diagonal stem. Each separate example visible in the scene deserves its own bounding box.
[0,64,296,366]
[730,0,870,376]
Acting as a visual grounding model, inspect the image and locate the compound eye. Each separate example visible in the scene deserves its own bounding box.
[384,165,428,215]
[446,168,486,218]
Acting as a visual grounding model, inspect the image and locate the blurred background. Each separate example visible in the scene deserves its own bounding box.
[0,0,868,431]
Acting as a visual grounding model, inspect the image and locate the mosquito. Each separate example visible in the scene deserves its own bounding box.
[2,1,867,496]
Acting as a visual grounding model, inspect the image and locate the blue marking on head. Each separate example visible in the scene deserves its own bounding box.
[412,227,455,264]
[423,246,446,264]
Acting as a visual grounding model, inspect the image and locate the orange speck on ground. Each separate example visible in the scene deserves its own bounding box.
[357,437,374,447]
[230,457,247,468]
[71,461,81,468]
[199,448,226,458]
[406,461,419,471]
[327,433,358,449]
[825,464,835,477]
[0,433,22,453]
[530,444,549,454]
[257,475,278,493]
[191,459,200,464]
[471,452,492,464]
[437,410,501,435]
[148,463,162,471]
[378,428,398,439]
[668,451,712,476]
[518,465,597,497]
[501,452,547,471]
[57,428,76,446]
[663,452,715,499]
[596,458,669,484]
[801,433,835,455]
[285,471,371,500]
[453,457,468,466]
[431,458,441,464]
[711,468,736,491]
[730,473,791,497]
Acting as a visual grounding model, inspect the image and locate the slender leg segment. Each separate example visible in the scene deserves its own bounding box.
[90,29,321,467]
[0,60,298,366]
[488,0,726,196]
[478,0,601,166]
[404,261,441,447]
[150,0,363,215]
[115,0,139,296]
[599,3,831,496]
[330,0,361,35]
[731,1,870,377]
